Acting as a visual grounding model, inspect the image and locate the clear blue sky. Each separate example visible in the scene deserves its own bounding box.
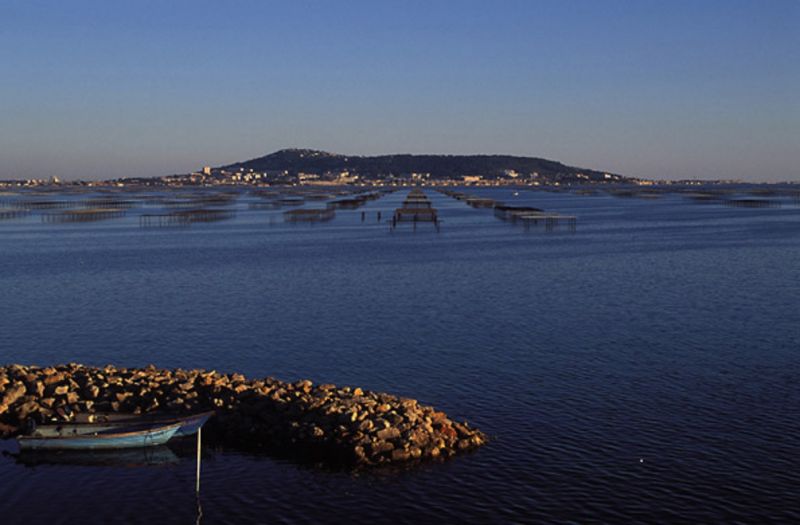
[1,0,797,181]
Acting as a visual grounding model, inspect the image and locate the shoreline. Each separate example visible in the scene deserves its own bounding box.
[0,363,486,467]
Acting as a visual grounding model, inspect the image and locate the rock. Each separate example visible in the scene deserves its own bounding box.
[431,411,448,423]
[372,441,395,454]
[391,449,411,461]
[0,363,487,466]
[167,397,184,409]
[43,373,64,386]
[115,392,132,402]
[25,379,45,398]
[0,382,27,414]
[17,400,41,420]
[53,385,69,396]
[440,425,457,439]
[376,427,401,441]
[84,385,100,399]
[400,398,418,409]
[409,429,430,446]
[353,445,367,462]
[386,413,404,426]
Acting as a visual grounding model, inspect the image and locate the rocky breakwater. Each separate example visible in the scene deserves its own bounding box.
[0,364,486,466]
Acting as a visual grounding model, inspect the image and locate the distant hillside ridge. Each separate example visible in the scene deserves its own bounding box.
[220,148,629,182]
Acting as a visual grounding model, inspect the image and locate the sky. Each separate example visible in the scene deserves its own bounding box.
[0,0,797,182]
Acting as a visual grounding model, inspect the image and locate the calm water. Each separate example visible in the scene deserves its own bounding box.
[1,187,799,523]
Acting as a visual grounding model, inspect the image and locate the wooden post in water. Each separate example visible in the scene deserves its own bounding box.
[196,427,202,494]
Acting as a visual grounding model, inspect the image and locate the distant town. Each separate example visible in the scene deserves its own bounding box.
[0,148,775,189]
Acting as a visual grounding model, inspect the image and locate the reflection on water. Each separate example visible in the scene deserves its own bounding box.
[10,445,179,468]
[1,187,799,523]
[196,495,203,525]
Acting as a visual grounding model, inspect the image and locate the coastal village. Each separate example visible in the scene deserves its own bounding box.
[1,148,772,190]
[1,166,749,190]
[1,167,633,189]
[1,148,641,189]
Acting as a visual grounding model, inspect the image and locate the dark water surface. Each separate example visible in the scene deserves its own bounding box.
[1,188,799,523]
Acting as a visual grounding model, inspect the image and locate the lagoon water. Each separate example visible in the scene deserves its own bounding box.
[1,188,799,523]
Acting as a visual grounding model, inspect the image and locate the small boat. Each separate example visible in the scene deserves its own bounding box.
[36,411,214,439]
[17,421,182,451]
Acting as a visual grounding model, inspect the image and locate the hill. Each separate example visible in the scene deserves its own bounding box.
[220,149,628,183]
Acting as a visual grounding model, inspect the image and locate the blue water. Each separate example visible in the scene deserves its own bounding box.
[1,188,799,523]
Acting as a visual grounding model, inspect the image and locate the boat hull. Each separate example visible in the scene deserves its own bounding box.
[17,423,181,451]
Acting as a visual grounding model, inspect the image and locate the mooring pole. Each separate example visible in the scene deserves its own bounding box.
[196,427,202,494]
